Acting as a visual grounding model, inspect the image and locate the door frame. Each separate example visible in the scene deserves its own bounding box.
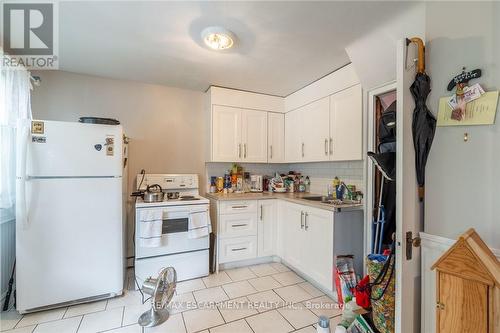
[364,81,397,271]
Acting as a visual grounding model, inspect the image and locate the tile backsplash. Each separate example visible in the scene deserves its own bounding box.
[205,160,365,195]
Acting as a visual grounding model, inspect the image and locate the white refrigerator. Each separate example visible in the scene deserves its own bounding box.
[16,120,124,313]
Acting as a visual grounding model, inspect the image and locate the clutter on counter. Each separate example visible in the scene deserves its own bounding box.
[209,163,363,200]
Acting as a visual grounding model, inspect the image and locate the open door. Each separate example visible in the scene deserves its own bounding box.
[395,39,422,332]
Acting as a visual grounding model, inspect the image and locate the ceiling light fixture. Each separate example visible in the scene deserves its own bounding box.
[201,27,235,51]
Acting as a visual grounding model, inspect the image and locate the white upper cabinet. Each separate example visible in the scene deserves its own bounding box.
[284,85,363,163]
[211,105,268,163]
[329,84,362,161]
[285,109,302,162]
[212,105,243,162]
[207,86,284,163]
[242,110,268,163]
[268,113,285,163]
[301,97,330,162]
[207,66,362,163]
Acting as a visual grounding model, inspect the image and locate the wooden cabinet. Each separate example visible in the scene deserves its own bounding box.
[268,113,285,163]
[437,273,488,332]
[280,201,334,291]
[257,200,277,257]
[432,228,500,333]
[329,84,362,161]
[211,106,267,163]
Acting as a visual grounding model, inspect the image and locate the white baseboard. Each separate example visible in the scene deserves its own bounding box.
[420,232,500,333]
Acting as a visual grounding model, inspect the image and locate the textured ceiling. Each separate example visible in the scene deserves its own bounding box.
[58,1,414,96]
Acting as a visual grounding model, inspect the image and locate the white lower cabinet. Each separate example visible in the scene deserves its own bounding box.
[302,206,334,288]
[219,213,257,239]
[219,236,257,263]
[281,201,305,270]
[216,199,334,291]
[257,200,277,257]
[279,201,334,291]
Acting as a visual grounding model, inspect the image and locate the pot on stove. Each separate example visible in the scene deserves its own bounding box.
[143,184,165,203]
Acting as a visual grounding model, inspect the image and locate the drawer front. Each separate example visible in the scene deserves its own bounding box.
[220,201,258,215]
[218,236,257,263]
[219,213,257,239]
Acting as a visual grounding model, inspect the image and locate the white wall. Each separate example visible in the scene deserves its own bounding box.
[31,71,207,257]
[345,2,426,91]
[425,2,500,248]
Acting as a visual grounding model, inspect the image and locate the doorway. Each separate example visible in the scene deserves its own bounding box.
[366,83,397,258]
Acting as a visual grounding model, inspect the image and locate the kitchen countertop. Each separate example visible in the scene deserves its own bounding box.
[205,191,364,212]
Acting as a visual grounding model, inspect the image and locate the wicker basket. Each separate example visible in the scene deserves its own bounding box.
[367,256,395,333]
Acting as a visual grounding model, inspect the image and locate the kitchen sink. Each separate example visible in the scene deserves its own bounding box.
[302,196,361,205]
[302,196,327,202]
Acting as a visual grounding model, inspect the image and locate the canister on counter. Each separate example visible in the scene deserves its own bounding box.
[216,177,224,192]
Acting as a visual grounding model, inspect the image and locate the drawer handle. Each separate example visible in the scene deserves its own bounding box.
[231,224,248,228]
[231,247,247,252]
[231,205,248,209]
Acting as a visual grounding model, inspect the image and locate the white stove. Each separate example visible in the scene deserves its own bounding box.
[135,174,209,208]
[134,174,210,285]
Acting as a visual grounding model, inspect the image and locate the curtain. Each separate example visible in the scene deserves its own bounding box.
[0,67,32,224]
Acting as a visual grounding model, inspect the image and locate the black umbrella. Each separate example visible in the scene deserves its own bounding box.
[408,38,436,203]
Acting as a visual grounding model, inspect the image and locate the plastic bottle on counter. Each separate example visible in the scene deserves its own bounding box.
[305,176,311,193]
[298,176,306,192]
[316,316,330,333]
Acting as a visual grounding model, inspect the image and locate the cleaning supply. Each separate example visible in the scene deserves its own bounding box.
[305,176,311,193]
[316,315,330,333]
[332,177,340,199]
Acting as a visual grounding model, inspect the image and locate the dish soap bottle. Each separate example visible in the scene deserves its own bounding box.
[305,176,311,193]
[332,177,341,199]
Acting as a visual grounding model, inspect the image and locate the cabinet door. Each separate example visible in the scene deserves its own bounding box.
[438,273,488,333]
[257,200,277,257]
[329,84,362,161]
[285,110,302,162]
[212,105,242,162]
[281,202,305,270]
[219,213,258,239]
[301,97,330,162]
[303,206,334,290]
[268,113,285,163]
[242,109,268,163]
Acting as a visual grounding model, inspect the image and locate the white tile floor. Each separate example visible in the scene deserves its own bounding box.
[0,263,342,333]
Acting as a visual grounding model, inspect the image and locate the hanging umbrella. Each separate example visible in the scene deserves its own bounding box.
[408,38,436,203]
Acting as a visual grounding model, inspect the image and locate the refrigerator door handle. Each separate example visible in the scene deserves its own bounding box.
[16,120,30,227]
